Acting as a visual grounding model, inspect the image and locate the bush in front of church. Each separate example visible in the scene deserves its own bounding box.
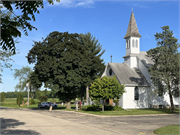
[113,106,123,111]
[82,105,102,111]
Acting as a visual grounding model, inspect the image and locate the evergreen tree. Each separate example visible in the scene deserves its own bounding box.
[77,32,105,99]
[0,92,6,102]
[147,26,180,112]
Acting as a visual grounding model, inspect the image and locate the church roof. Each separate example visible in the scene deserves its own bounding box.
[124,11,142,39]
[123,51,154,68]
[108,63,149,86]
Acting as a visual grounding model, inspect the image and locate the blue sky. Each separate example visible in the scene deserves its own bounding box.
[1,0,179,92]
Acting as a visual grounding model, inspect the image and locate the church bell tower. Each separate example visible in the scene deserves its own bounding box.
[124,11,141,55]
[123,10,142,68]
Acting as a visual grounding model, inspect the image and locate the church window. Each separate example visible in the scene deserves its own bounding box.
[132,39,134,47]
[134,86,139,100]
[109,69,112,76]
[126,41,127,49]
[136,40,138,48]
[128,40,130,48]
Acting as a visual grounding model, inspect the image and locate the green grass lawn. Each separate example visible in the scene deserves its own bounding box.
[0,98,75,111]
[153,125,180,135]
[79,108,179,115]
[1,98,179,115]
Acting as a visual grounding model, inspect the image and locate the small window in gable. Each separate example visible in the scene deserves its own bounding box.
[134,86,139,100]
[109,69,112,76]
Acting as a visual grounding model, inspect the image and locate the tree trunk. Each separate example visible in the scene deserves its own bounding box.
[169,88,175,112]
[66,99,71,109]
[86,86,89,105]
[102,99,104,112]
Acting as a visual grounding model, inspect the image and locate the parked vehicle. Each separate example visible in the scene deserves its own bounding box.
[38,102,58,108]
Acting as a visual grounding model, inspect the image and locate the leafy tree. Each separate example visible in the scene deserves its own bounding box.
[1,0,60,54]
[27,31,105,109]
[0,48,16,83]
[45,83,59,103]
[38,95,48,103]
[89,76,125,112]
[0,92,6,102]
[147,26,180,112]
[13,66,33,92]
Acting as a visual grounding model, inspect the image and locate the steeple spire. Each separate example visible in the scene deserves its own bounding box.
[124,11,141,39]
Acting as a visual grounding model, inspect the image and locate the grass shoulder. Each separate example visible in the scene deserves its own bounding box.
[79,108,179,116]
[153,125,180,135]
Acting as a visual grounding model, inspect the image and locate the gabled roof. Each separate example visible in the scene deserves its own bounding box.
[108,63,149,86]
[123,51,154,68]
[124,11,142,39]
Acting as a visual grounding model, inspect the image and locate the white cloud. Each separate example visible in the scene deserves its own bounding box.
[145,34,151,39]
[48,0,94,8]
[125,1,150,9]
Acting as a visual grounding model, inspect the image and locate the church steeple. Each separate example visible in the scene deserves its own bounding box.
[124,11,141,39]
[124,11,141,55]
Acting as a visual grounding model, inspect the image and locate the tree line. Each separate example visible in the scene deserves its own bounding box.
[0,90,58,99]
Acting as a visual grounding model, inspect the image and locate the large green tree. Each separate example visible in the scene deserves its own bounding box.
[147,26,180,112]
[27,31,105,109]
[89,76,125,112]
[77,32,105,99]
[1,0,60,54]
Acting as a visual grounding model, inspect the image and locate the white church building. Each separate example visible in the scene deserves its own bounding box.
[101,11,180,109]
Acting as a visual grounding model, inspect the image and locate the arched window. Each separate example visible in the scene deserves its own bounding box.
[136,40,138,48]
[132,39,134,47]
[134,86,139,100]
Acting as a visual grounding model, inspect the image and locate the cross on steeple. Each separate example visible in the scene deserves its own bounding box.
[110,54,112,63]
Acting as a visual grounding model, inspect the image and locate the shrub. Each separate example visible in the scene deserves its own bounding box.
[82,105,102,111]
[104,105,114,111]
[0,92,6,102]
[38,95,48,102]
[16,93,24,105]
[30,98,36,104]
[113,106,123,111]
[94,100,100,105]
[113,99,119,107]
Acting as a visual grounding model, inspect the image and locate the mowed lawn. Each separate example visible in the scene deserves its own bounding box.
[1,98,179,115]
[153,125,180,135]
[79,108,179,115]
[0,98,75,110]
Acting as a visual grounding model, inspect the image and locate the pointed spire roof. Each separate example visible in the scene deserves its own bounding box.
[124,11,142,39]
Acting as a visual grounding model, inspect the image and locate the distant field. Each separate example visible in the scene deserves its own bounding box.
[0,98,76,109]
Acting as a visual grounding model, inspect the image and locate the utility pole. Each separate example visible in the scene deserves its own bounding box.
[26,82,29,107]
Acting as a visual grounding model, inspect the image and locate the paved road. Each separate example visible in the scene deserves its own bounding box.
[0,107,179,135]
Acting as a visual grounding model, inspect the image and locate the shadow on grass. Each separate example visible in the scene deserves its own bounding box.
[1,118,40,135]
